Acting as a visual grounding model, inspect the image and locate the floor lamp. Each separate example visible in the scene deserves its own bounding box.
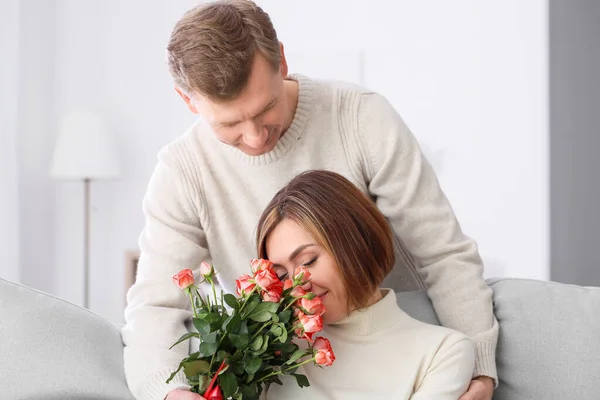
[49,110,120,309]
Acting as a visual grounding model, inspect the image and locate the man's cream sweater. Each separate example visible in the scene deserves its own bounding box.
[122,74,498,400]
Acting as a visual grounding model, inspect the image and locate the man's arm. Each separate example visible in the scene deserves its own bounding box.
[412,336,476,400]
[122,144,211,400]
[356,93,499,382]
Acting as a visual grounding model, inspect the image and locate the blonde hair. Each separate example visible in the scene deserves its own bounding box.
[167,0,281,101]
[256,170,396,310]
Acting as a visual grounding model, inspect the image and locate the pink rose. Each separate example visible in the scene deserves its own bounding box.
[172,269,194,290]
[283,279,293,291]
[251,258,274,273]
[262,288,282,303]
[300,296,326,316]
[236,274,256,296]
[254,267,281,291]
[293,266,311,283]
[313,337,335,366]
[291,285,308,299]
[295,310,323,341]
[200,261,213,277]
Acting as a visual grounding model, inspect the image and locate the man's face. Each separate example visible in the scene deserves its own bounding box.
[179,50,292,156]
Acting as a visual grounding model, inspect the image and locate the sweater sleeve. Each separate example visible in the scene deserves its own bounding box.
[356,92,499,382]
[121,142,211,400]
[411,336,476,400]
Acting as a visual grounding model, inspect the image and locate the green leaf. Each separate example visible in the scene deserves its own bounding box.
[285,349,307,365]
[182,360,210,378]
[168,332,200,349]
[271,313,279,323]
[249,335,263,351]
[219,371,238,398]
[292,373,310,388]
[192,318,211,335]
[230,333,249,350]
[249,310,272,322]
[240,383,259,400]
[278,309,292,324]
[239,321,249,335]
[202,331,218,344]
[242,298,260,318]
[246,301,278,321]
[245,356,262,374]
[270,324,283,337]
[253,334,269,356]
[165,362,184,383]
[215,350,229,362]
[277,324,288,344]
[272,376,284,386]
[224,314,242,333]
[205,312,223,330]
[224,294,240,310]
[231,361,246,375]
[199,341,218,357]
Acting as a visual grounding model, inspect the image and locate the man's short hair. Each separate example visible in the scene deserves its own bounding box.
[167,0,281,101]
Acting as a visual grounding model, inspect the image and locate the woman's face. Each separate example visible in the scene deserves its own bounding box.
[265,218,349,324]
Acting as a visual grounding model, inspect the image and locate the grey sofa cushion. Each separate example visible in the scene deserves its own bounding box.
[396,278,600,400]
[0,277,135,400]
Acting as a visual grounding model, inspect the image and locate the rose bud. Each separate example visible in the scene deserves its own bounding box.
[236,274,256,296]
[294,327,315,342]
[300,296,326,316]
[293,266,311,283]
[172,269,194,290]
[313,337,335,367]
[251,258,274,273]
[200,261,214,278]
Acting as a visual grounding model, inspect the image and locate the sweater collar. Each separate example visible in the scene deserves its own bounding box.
[220,73,315,165]
[327,289,405,336]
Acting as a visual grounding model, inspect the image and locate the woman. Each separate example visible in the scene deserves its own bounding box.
[255,170,475,399]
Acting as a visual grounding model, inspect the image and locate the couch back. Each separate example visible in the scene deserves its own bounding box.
[398,278,600,400]
[0,278,135,400]
[1,276,599,400]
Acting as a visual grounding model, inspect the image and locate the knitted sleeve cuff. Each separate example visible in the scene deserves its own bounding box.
[135,368,190,400]
[473,339,499,387]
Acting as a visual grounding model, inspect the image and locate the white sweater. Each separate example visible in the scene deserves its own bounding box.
[268,289,475,400]
[122,74,498,400]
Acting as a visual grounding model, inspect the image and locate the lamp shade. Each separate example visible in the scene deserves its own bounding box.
[50,110,120,180]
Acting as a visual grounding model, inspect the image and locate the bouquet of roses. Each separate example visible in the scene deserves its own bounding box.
[167,259,335,400]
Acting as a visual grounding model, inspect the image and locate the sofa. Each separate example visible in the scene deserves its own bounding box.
[1,276,599,400]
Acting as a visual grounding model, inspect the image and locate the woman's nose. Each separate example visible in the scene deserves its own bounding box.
[301,281,312,292]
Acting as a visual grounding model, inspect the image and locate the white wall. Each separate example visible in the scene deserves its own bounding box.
[17,0,58,293]
[0,0,21,283]
[264,0,549,281]
[41,0,547,323]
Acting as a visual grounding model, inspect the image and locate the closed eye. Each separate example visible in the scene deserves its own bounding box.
[303,256,317,267]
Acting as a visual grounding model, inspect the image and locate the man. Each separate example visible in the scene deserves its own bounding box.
[122,1,498,399]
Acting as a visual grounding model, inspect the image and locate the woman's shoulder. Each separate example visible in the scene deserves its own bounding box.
[394,307,474,352]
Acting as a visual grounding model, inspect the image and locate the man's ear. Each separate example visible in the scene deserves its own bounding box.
[174,87,200,114]
[279,42,288,78]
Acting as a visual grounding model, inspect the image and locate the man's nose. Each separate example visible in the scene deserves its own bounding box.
[242,122,269,149]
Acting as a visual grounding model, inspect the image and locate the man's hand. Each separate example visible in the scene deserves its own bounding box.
[458,376,494,400]
[165,388,205,400]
